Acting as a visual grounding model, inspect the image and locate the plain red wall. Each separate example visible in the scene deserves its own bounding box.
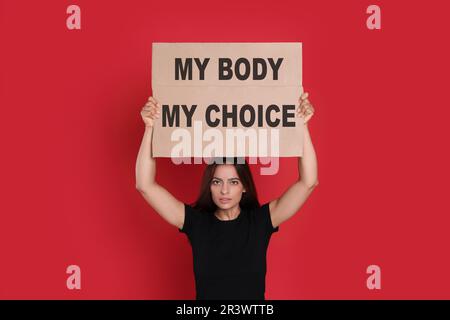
[1,0,449,299]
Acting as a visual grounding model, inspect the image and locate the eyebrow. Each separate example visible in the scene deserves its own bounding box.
[212,177,240,181]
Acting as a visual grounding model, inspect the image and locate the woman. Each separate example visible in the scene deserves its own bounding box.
[135,93,318,300]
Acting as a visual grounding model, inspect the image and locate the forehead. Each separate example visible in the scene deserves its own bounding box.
[213,164,239,178]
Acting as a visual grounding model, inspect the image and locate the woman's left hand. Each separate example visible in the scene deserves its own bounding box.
[297,92,315,124]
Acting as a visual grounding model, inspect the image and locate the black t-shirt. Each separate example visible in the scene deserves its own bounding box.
[178,202,279,300]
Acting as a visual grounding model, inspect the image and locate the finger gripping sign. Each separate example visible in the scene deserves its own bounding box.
[151,42,304,161]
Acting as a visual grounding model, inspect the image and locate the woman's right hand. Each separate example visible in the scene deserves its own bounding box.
[141,96,161,128]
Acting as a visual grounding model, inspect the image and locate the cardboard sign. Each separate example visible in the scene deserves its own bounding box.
[151,42,304,159]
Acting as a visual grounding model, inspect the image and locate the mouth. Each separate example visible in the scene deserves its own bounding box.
[219,198,232,203]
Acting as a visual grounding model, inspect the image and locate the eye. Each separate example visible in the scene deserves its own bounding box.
[211,179,221,185]
[231,180,239,185]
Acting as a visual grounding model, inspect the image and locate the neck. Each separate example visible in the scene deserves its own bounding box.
[215,205,241,221]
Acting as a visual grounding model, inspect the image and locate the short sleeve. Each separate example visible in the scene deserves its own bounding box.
[178,203,201,237]
[260,202,279,234]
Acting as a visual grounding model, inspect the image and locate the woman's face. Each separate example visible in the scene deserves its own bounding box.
[210,164,246,210]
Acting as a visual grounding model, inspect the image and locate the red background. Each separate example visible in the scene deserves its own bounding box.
[1,0,449,299]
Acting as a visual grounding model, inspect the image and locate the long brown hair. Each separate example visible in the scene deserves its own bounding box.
[192,157,260,213]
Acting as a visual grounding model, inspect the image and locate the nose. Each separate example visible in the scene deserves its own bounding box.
[220,184,229,195]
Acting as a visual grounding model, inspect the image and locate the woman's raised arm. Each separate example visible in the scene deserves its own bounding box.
[135,97,185,229]
[269,92,319,228]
